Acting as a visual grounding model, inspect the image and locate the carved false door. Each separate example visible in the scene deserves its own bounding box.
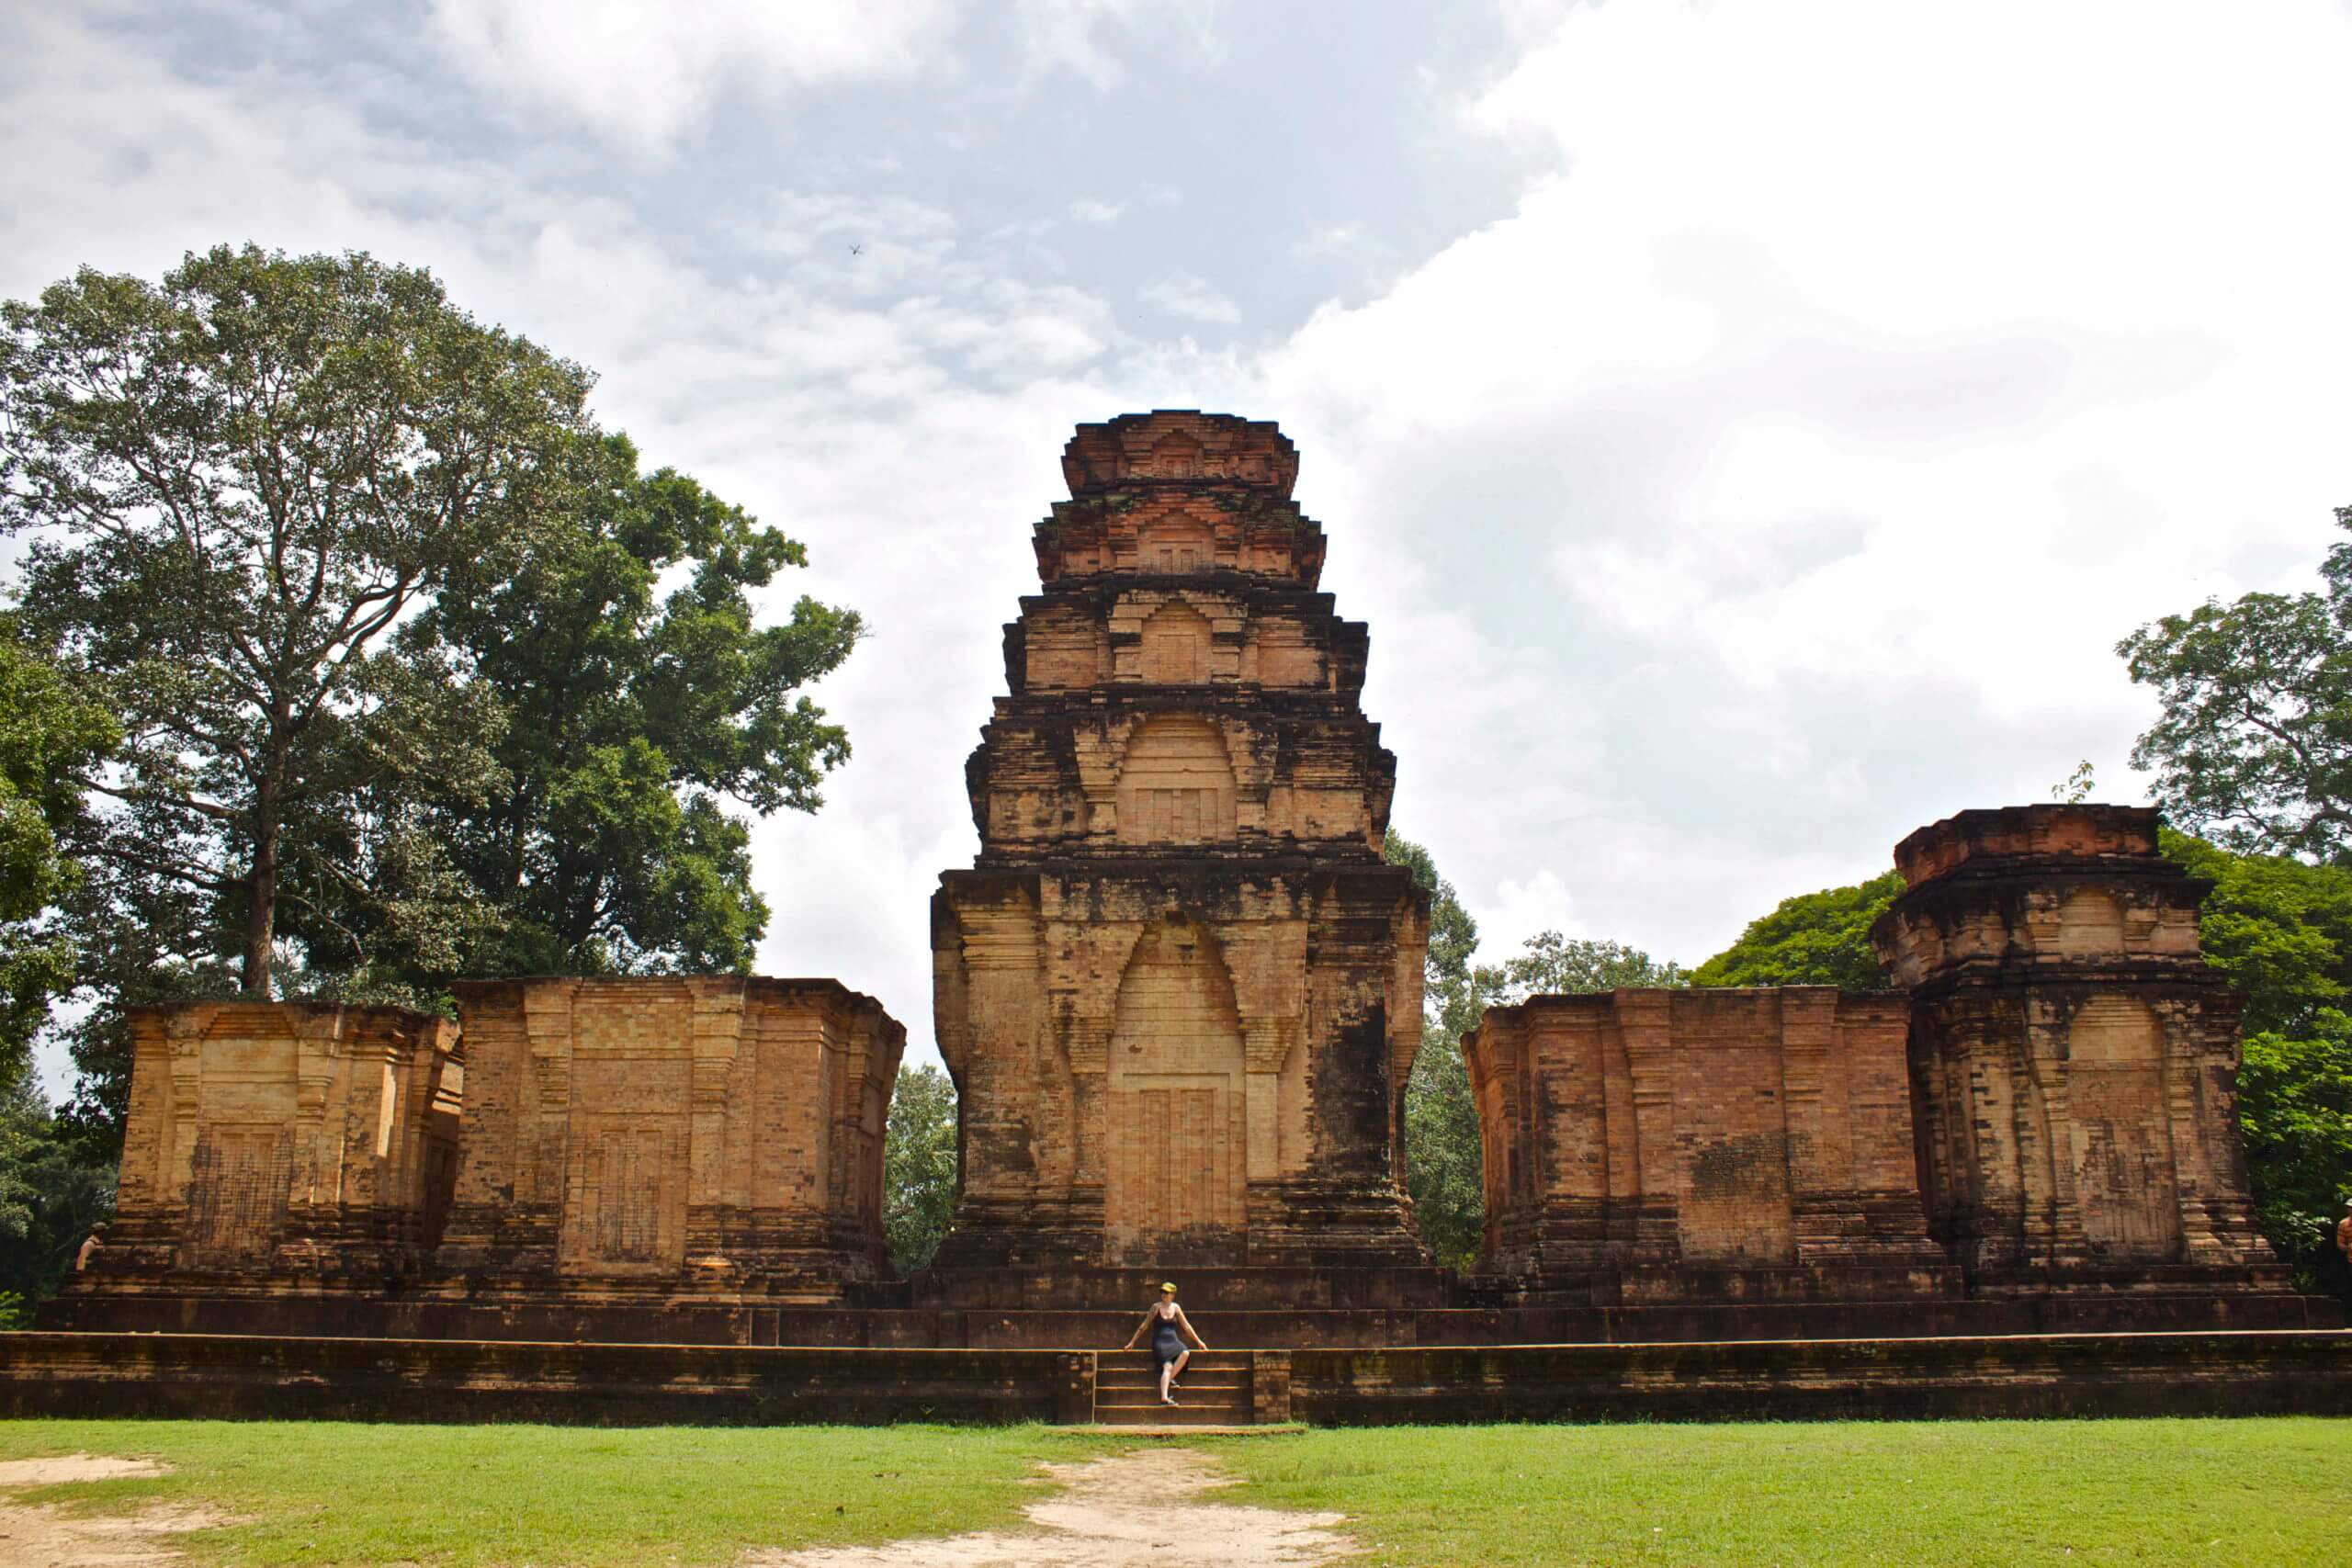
[1104,920,1248,1264]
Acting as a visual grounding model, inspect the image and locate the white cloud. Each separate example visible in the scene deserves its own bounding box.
[1142,272,1241,325]
[427,0,955,146]
[1251,0,2352,963]
[1011,0,1226,89]
[426,0,1231,148]
[1481,868,1580,958]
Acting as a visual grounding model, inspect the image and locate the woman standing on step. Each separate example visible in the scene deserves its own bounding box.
[1122,1280,1207,1406]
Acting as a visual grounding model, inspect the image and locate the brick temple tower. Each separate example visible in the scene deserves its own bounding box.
[1873,805,2281,1292]
[928,412,1431,1274]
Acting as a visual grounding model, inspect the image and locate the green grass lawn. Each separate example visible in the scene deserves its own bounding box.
[0,1419,1118,1564]
[1,1417,2347,1566]
[1202,1418,2352,1567]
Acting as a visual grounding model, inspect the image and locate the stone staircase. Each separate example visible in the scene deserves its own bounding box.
[1092,1349,1255,1427]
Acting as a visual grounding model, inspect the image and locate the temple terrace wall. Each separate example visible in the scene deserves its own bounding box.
[1465,803,2280,1304]
[40,419,2321,1383]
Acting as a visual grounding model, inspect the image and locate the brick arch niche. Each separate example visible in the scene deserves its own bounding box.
[1114,713,1237,844]
[1104,919,1248,1265]
[1138,601,1212,684]
[2056,886,2128,955]
[1124,510,1216,574]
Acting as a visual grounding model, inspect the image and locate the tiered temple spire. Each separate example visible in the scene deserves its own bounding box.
[931,412,1430,1269]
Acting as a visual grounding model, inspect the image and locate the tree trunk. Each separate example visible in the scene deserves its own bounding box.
[241,784,282,999]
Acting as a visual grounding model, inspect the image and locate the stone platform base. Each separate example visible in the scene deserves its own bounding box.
[3,1330,2348,1426]
[1293,1331,2352,1423]
[36,1287,2340,1348]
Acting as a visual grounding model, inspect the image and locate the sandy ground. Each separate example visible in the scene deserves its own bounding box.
[743,1447,1358,1568]
[0,1455,231,1568]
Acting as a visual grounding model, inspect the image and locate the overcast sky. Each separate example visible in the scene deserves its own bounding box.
[9,0,2352,1085]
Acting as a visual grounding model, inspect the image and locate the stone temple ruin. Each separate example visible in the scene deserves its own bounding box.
[20,412,2346,1426]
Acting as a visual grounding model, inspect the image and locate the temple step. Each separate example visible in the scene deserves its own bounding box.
[1093,1400,1252,1427]
[1093,1350,1257,1425]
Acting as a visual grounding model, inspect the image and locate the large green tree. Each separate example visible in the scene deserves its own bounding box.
[2159,829,2352,1294]
[393,435,861,977]
[1690,871,1905,988]
[1385,833,1485,1269]
[0,619,118,1090]
[2119,505,2352,862]
[0,244,594,1003]
[882,1063,957,1276]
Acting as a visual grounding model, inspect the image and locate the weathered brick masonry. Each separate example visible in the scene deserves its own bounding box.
[1467,803,2286,1309]
[51,978,904,1328]
[42,418,2334,1408]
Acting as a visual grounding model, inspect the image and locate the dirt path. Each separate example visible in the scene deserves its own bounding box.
[743,1447,1357,1567]
[0,1455,230,1567]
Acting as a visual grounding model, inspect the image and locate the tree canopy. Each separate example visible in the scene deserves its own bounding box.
[0,244,595,1001]
[1690,870,1905,989]
[0,1082,114,1325]
[883,1063,957,1275]
[387,434,860,979]
[1482,931,1688,999]
[2120,506,2352,862]
[0,619,118,1090]
[1385,832,1486,1269]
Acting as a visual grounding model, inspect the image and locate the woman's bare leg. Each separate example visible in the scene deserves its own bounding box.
[1159,1359,1175,1402]
[1171,1348,1191,1387]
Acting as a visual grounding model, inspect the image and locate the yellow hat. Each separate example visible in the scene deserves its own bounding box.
[1160,1280,1178,1292]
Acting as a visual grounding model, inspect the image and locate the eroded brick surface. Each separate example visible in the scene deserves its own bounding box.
[932,412,1430,1270]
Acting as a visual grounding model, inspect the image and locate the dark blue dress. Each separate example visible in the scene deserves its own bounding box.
[1150,1305,1185,1365]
